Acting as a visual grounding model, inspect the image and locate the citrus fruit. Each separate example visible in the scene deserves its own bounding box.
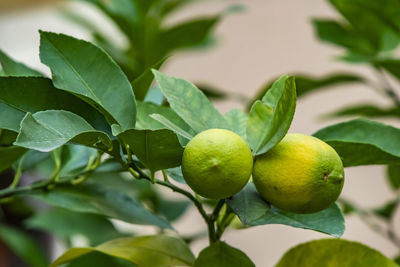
[252,133,344,214]
[181,129,253,199]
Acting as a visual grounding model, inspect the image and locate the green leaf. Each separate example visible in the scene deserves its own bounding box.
[247,75,296,155]
[322,104,400,119]
[136,101,194,145]
[337,198,356,215]
[0,102,25,132]
[251,73,362,108]
[194,241,255,267]
[329,0,400,52]
[25,208,125,246]
[387,165,400,189]
[224,109,248,140]
[226,183,345,237]
[152,70,230,133]
[51,235,195,267]
[0,77,110,132]
[144,87,163,105]
[113,127,183,171]
[312,19,376,55]
[39,31,136,130]
[0,146,27,173]
[158,199,190,222]
[136,102,192,132]
[0,129,18,146]
[0,49,43,77]
[276,238,399,267]
[373,200,398,220]
[32,183,172,229]
[59,145,98,177]
[131,58,165,101]
[313,119,400,167]
[197,84,228,100]
[0,224,48,267]
[157,16,220,55]
[66,251,135,267]
[395,255,400,264]
[14,110,112,152]
[379,59,400,81]
[166,166,186,184]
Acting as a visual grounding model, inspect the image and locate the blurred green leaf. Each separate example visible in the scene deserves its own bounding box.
[15,111,112,152]
[313,119,400,167]
[66,251,135,267]
[379,59,400,81]
[0,49,43,77]
[276,238,399,267]
[59,145,98,177]
[224,109,248,140]
[227,183,345,237]
[197,84,228,100]
[157,16,220,56]
[113,127,183,171]
[0,146,27,173]
[158,199,190,222]
[51,235,195,267]
[131,58,165,101]
[39,31,136,131]
[194,242,255,267]
[319,0,400,55]
[14,150,49,172]
[312,19,376,54]
[373,200,398,220]
[0,129,19,146]
[89,172,188,222]
[247,75,296,155]
[395,255,400,264]
[32,183,172,229]
[387,164,400,189]
[0,77,110,132]
[337,198,357,215]
[166,166,186,184]
[0,224,48,267]
[26,208,125,246]
[143,87,164,105]
[322,104,400,119]
[153,70,230,133]
[0,102,25,132]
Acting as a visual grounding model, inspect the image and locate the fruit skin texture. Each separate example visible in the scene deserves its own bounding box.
[252,133,344,214]
[181,129,253,199]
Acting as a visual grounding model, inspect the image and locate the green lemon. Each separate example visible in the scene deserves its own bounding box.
[252,133,344,214]
[181,129,253,199]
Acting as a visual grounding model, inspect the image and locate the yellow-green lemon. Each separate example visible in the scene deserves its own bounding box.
[182,129,253,199]
[252,133,344,214]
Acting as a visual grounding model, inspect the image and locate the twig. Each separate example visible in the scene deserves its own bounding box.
[373,66,400,107]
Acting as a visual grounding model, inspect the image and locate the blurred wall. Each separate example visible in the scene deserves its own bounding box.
[0,0,399,266]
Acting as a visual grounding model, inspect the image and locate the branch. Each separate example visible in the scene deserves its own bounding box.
[373,66,400,107]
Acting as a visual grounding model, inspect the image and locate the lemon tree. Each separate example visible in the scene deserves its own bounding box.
[253,134,344,214]
[1,30,400,267]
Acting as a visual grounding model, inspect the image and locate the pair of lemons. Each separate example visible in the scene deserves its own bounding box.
[181,129,344,214]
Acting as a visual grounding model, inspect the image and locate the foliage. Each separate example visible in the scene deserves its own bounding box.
[64,0,234,101]
[0,0,400,265]
[250,0,400,260]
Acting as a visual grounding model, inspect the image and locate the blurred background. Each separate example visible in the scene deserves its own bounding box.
[1,0,399,266]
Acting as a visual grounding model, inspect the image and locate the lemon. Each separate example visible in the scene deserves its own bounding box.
[252,133,344,214]
[181,129,253,199]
